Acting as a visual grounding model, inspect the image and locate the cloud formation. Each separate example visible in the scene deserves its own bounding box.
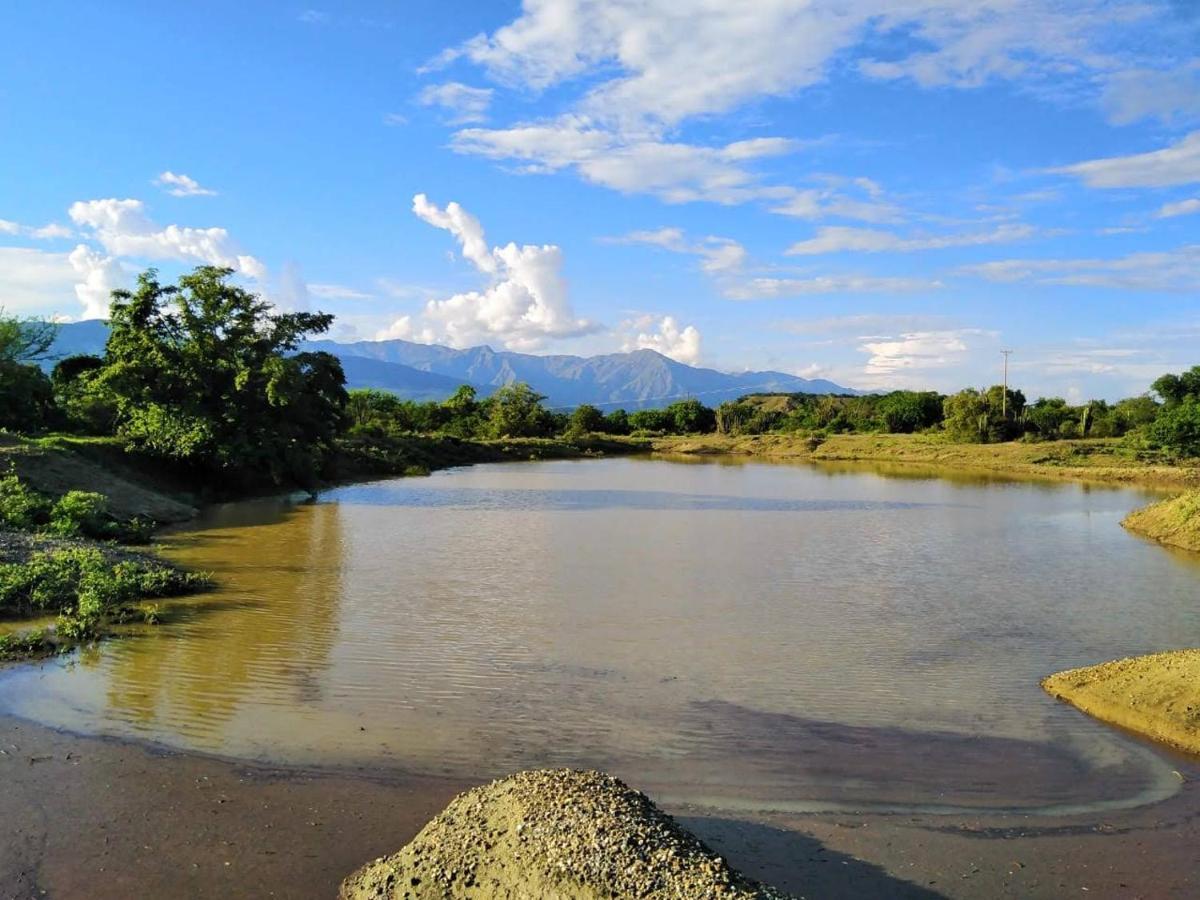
[154,171,217,197]
[960,245,1200,292]
[418,82,494,124]
[68,198,265,279]
[381,194,598,350]
[785,223,1037,255]
[621,314,703,365]
[725,274,943,300]
[1053,131,1200,188]
[606,227,746,273]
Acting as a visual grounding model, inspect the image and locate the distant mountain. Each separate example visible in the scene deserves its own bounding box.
[303,337,855,408]
[47,322,855,409]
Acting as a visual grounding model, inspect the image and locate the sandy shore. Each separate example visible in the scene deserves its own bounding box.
[4,714,1200,899]
[1123,491,1200,553]
[1043,650,1200,757]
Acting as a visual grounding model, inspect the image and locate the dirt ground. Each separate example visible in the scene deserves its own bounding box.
[2,715,1198,900]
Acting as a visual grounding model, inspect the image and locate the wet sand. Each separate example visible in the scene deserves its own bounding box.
[3,714,1199,900]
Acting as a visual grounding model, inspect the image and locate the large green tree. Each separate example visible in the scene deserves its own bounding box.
[0,311,58,432]
[97,266,347,486]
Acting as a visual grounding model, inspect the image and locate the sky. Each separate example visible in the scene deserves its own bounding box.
[1,0,1199,400]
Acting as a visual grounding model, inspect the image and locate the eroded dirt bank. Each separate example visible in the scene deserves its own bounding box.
[3,714,1200,899]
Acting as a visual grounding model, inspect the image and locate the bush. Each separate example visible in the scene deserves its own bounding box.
[0,548,210,637]
[0,472,51,530]
[48,491,109,537]
[1145,398,1200,459]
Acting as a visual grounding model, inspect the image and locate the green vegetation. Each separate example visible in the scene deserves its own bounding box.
[1,471,152,543]
[1122,490,1200,553]
[0,547,209,655]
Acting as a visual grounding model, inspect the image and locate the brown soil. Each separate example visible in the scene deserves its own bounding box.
[340,769,789,899]
[1043,650,1200,756]
[4,714,1200,899]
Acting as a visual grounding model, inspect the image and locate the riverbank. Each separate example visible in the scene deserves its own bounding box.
[1122,490,1200,552]
[3,714,1198,899]
[651,432,1200,488]
[1043,649,1200,757]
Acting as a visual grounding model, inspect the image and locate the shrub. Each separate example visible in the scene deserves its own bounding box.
[0,472,51,530]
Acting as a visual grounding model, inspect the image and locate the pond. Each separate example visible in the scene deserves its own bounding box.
[3,457,1198,815]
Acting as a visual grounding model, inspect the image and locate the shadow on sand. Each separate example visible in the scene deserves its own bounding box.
[683,816,946,899]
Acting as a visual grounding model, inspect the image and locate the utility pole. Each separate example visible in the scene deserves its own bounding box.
[1001,349,1013,418]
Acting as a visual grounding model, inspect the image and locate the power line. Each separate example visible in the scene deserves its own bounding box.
[544,378,848,412]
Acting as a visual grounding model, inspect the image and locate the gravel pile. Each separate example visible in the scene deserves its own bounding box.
[340,768,792,899]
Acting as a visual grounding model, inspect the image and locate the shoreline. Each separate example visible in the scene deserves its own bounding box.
[650,432,1200,490]
[4,711,1199,899]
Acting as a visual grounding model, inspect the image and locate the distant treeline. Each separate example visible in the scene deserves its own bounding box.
[3,266,1199,489]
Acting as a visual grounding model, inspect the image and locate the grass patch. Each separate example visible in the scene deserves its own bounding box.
[1123,490,1200,553]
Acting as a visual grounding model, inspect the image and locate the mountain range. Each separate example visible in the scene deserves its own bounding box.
[47,322,855,409]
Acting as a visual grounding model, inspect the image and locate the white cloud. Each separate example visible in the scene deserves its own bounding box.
[0,220,18,235]
[621,314,702,365]
[1053,131,1200,188]
[447,1,1150,133]
[960,245,1200,292]
[68,198,264,278]
[859,329,992,378]
[725,275,943,299]
[154,171,217,197]
[418,82,494,124]
[382,112,408,126]
[1101,64,1200,126]
[298,9,328,25]
[606,227,746,273]
[0,247,81,315]
[384,194,598,350]
[786,223,1037,255]
[308,283,374,301]
[452,120,800,206]
[1157,198,1200,219]
[30,223,73,239]
[68,244,127,319]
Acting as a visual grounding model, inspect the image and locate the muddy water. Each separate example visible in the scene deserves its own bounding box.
[3,458,1199,814]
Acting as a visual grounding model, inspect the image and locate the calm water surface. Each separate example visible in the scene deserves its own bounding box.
[4,458,1199,814]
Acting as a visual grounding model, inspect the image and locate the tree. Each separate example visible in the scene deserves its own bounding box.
[603,409,630,435]
[568,403,605,434]
[876,391,944,433]
[664,398,716,434]
[1145,398,1200,459]
[51,354,114,434]
[96,266,347,487]
[0,311,57,364]
[0,311,58,433]
[486,382,550,438]
[1152,367,1200,406]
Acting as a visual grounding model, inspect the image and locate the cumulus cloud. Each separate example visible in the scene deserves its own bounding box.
[68,198,265,278]
[68,244,127,319]
[0,219,74,240]
[621,315,702,365]
[379,194,598,350]
[1052,131,1200,188]
[859,329,992,377]
[0,247,81,314]
[785,223,1037,255]
[960,245,1200,292]
[418,82,494,124]
[0,220,18,235]
[154,171,217,197]
[724,274,943,300]
[605,227,746,273]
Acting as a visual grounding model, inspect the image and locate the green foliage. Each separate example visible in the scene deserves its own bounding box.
[96,266,348,487]
[943,386,1023,443]
[603,409,630,435]
[0,472,152,543]
[0,311,57,364]
[0,361,55,432]
[664,398,716,434]
[52,354,117,434]
[627,408,672,434]
[875,391,943,434]
[0,548,210,638]
[1144,398,1200,459]
[0,472,51,530]
[568,403,606,434]
[1152,366,1200,405]
[487,382,553,438]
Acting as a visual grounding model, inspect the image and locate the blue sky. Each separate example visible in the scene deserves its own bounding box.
[2,0,1199,399]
